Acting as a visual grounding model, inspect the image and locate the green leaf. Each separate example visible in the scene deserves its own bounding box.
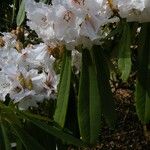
[136,81,150,124]
[89,50,102,144]
[78,49,102,144]
[2,107,22,128]
[54,49,72,127]
[21,112,85,147]
[10,123,45,150]
[24,120,56,150]
[0,122,11,150]
[78,49,90,143]
[135,23,150,124]
[16,139,23,150]
[21,111,52,122]
[92,46,116,128]
[118,23,132,81]
[0,104,45,150]
[16,0,25,26]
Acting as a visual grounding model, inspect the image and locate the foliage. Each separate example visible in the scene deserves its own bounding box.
[1,0,150,149]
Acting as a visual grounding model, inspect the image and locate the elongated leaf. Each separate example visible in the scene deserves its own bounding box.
[21,112,85,147]
[0,122,11,150]
[89,50,102,144]
[78,49,102,144]
[78,49,90,143]
[1,106,22,128]
[0,104,45,149]
[15,95,84,146]
[92,46,116,128]
[54,50,72,127]
[10,123,45,150]
[135,23,150,124]
[118,23,132,81]
[16,0,25,26]
[135,74,150,124]
[21,111,52,122]
[16,139,23,150]
[24,121,56,150]
[65,83,80,138]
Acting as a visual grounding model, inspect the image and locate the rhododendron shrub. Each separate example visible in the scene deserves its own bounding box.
[0,0,150,149]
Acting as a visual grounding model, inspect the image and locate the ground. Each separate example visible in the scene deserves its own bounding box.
[96,88,150,150]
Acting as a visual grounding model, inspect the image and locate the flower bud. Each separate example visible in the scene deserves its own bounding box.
[25,78,33,90]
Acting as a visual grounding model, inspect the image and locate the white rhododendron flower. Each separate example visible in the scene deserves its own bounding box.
[0,73,12,101]
[108,0,150,22]
[126,0,150,22]
[1,0,150,110]
[53,5,80,42]
[25,0,119,48]
[112,0,145,18]
[26,0,56,41]
[0,32,59,110]
[0,32,16,50]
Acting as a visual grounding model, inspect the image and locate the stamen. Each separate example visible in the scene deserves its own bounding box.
[47,44,64,58]
[72,0,85,5]
[85,14,96,31]
[41,16,47,23]
[25,78,33,90]
[107,0,119,15]
[17,73,26,88]
[63,11,73,22]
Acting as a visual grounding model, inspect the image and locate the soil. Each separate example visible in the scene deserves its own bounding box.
[96,88,150,150]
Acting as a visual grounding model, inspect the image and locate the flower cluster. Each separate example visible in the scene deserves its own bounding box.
[0,32,59,110]
[111,0,150,22]
[25,0,150,50]
[25,0,118,50]
[1,0,150,110]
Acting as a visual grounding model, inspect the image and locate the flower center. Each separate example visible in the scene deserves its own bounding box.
[17,73,33,90]
[47,44,64,58]
[72,0,85,5]
[63,11,73,22]
[41,16,47,23]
